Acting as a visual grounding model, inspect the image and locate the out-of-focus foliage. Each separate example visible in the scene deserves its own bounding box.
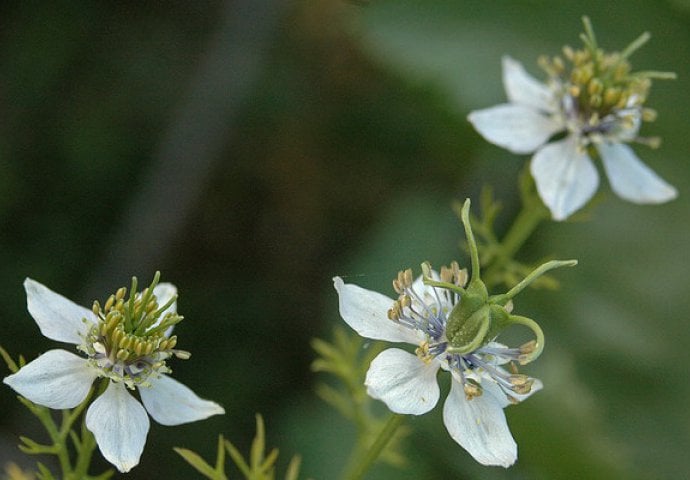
[1,1,688,479]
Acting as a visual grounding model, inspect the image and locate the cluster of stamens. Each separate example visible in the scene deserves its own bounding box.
[79,273,188,389]
[386,262,540,402]
[537,19,673,148]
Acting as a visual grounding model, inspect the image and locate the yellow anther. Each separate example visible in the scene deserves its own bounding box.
[587,78,603,96]
[520,340,537,354]
[116,349,130,361]
[116,287,127,301]
[111,328,124,346]
[134,340,144,356]
[440,265,453,284]
[173,349,190,360]
[403,268,413,287]
[509,374,530,387]
[146,299,157,313]
[167,336,177,349]
[603,87,621,107]
[119,335,132,350]
[511,379,534,395]
[464,382,483,400]
[415,341,433,364]
[114,298,125,313]
[642,108,657,122]
[92,301,101,317]
[104,295,115,313]
[392,279,402,294]
[106,312,121,333]
[144,342,154,355]
[616,92,630,109]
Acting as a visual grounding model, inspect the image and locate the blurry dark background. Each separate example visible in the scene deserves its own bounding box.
[1,1,688,479]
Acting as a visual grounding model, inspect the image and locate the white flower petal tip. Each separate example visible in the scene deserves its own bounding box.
[24,278,96,345]
[333,277,420,344]
[502,56,556,112]
[531,136,600,221]
[86,382,150,473]
[468,104,561,155]
[3,349,97,409]
[365,348,440,415]
[443,380,517,468]
[598,142,678,204]
[153,283,178,314]
[140,374,225,426]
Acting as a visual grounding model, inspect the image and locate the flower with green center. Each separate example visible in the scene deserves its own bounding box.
[468,17,677,220]
[3,273,224,473]
[334,200,576,466]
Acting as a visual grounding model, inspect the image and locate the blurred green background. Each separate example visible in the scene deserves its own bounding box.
[1,1,688,479]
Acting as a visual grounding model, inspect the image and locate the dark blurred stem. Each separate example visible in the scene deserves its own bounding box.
[343,413,405,480]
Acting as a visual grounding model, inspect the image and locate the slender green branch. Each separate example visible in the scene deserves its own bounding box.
[344,413,405,480]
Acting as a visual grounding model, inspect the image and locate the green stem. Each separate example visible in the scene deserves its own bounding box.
[344,413,405,480]
[72,422,98,479]
[483,199,549,289]
[32,405,73,475]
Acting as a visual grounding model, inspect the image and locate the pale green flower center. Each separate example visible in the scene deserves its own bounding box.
[78,273,188,389]
[539,17,673,148]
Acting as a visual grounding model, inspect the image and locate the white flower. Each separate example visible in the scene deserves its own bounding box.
[3,277,224,473]
[468,55,677,220]
[334,274,541,467]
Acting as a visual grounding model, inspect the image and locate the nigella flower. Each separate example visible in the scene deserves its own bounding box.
[3,273,224,472]
[468,18,677,220]
[334,200,576,467]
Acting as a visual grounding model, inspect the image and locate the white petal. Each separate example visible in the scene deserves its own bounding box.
[443,379,517,467]
[598,142,677,204]
[24,278,96,344]
[468,104,562,154]
[139,374,224,426]
[86,382,150,473]
[333,277,421,344]
[502,56,556,112]
[531,136,599,220]
[3,349,97,409]
[153,283,177,315]
[365,348,440,415]
[152,283,177,336]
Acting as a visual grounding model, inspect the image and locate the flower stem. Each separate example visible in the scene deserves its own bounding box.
[344,413,405,480]
[483,199,549,289]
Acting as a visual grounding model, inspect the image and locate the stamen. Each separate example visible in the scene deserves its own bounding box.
[80,272,186,388]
